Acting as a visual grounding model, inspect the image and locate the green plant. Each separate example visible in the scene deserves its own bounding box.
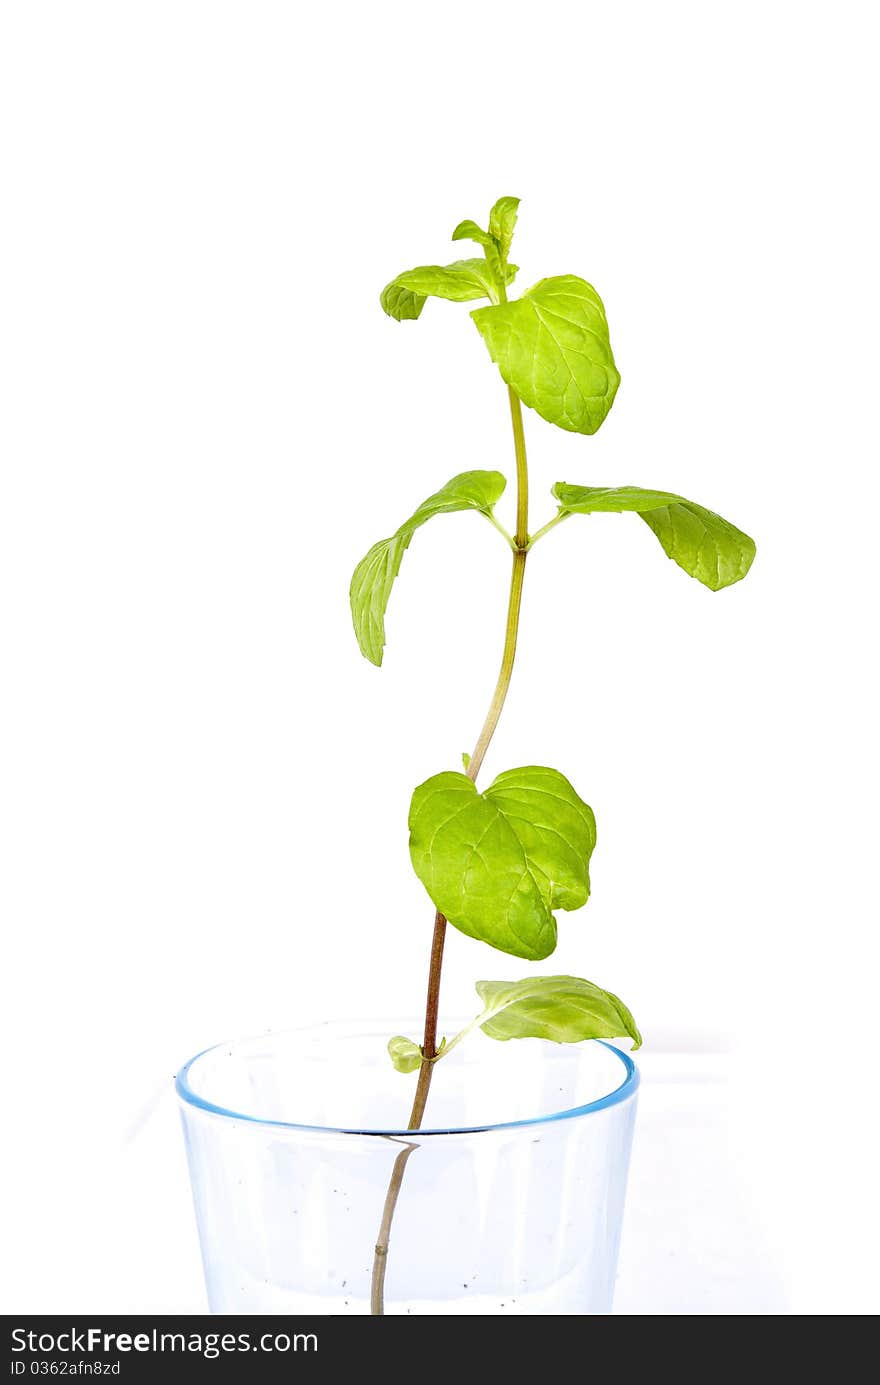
[352,196,755,1313]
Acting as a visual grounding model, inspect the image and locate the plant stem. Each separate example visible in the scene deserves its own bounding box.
[413,910,447,1082]
[369,1141,418,1314]
[509,386,529,549]
[369,384,531,1316]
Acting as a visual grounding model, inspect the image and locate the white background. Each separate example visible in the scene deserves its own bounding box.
[1,1,877,1316]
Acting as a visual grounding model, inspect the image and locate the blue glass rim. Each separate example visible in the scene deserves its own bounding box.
[175,1030,639,1138]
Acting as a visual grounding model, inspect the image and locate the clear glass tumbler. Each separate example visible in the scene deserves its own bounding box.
[177,1020,638,1315]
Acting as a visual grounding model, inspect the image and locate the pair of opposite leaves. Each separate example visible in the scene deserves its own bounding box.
[351,470,754,965]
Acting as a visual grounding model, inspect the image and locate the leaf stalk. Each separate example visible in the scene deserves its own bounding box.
[527,511,570,549]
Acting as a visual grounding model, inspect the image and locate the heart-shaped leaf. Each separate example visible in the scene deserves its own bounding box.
[350,470,506,666]
[471,275,620,435]
[553,483,756,591]
[408,766,596,961]
[475,975,641,1048]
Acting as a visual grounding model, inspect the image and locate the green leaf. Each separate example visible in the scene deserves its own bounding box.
[387,1035,422,1073]
[350,470,506,665]
[488,195,520,260]
[453,197,519,264]
[471,275,620,434]
[381,259,497,320]
[379,282,426,322]
[381,258,519,320]
[553,483,756,591]
[451,218,494,249]
[475,975,642,1049]
[408,766,596,961]
[450,218,504,284]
